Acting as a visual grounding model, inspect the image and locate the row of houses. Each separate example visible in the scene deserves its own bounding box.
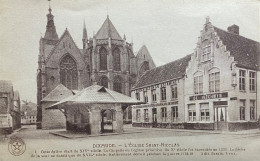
[0,80,21,133]
[131,18,260,131]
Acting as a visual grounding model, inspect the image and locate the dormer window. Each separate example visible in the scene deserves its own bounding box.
[201,45,211,62]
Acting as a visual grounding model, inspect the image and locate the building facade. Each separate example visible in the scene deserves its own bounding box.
[131,18,260,131]
[184,18,260,131]
[131,55,191,128]
[21,101,37,125]
[0,80,21,132]
[37,5,155,129]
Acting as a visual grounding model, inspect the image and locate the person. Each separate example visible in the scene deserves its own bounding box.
[258,115,260,130]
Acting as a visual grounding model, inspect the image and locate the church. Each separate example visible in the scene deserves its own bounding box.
[36,5,155,129]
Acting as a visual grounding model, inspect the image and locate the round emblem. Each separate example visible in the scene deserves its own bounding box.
[8,136,26,156]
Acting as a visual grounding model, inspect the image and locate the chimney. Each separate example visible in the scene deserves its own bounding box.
[227,24,239,35]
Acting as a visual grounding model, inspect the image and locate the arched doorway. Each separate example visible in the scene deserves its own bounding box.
[101,109,114,133]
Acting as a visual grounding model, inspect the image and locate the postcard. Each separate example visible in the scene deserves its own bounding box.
[0,0,259,161]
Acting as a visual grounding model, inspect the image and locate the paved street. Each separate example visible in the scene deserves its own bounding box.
[1,124,260,141]
[1,125,260,161]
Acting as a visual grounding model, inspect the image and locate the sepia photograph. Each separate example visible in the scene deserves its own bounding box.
[0,0,259,160]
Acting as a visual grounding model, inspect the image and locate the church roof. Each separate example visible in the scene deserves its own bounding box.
[136,45,156,67]
[41,84,74,102]
[95,16,123,40]
[133,54,191,89]
[0,80,13,93]
[213,26,260,70]
[47,85,142,109]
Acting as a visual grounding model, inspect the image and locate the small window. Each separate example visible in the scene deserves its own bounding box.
[240,100,245,120]
[201,45,211,62]
[161,107,167,122]
[239,70,246,91]
[151,89,157,102]
[160,87,166,100]
[194,75,203,94]
[144,109,149,122]
[188,104,196,122]
[171,106,178,122]
[249,72,256,92]
[171,85,178,99]
[200,103,210,121]
[135,92,140,100]
[143,91,148,103]
[136,109,141,122]
[250,100,255,120]
[209,72,220,92]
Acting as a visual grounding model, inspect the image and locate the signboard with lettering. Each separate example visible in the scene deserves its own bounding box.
[133,101,178,108]
[189,92,228,101]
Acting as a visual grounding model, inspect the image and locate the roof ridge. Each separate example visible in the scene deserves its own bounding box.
[45,29,85,65]
[133,54,191,89]
[213,26,259,44]
[148,54,192,71]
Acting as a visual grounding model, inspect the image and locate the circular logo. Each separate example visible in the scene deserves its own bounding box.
[8,136,26,156]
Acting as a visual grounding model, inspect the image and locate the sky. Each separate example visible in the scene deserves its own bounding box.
[0,0,259,103]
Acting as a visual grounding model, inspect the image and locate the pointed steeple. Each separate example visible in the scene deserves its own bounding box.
[82,20,88,49]
[95,16,122,40]
[44,0,59,40]
[82,20,88,40]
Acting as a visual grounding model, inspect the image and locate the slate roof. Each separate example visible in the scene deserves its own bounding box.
[213,26,260,70]
[41,84,74,102]
[95,16,123,40]
[47,85,142,109]
[0,80,13,93]
[133,54,191,89]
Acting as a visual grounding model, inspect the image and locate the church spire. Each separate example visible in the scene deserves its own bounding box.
[82,20,88,49]
[44,0,59,40]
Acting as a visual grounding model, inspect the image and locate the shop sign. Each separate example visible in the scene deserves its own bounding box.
[133,101,178,108]
[189,92,228,101]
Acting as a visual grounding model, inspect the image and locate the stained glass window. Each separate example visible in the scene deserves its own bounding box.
[113,76,122,93]
[60,55,78,90]
[100,47,107,70]
[113,48,121,71]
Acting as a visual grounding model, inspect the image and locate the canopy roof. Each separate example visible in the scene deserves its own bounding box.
[41,84,75,102]
[47,85,142,109]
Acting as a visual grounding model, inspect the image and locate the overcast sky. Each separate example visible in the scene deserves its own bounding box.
[0,0,259,102]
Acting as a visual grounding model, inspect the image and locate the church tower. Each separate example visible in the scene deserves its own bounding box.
[36,2,59,129]
[86,16,136,96]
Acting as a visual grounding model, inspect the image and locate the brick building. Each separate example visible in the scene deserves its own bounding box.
[131,18,260,131]
[37,5,155,129]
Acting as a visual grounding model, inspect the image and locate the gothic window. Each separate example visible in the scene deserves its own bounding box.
[113,76,122,93]
[60,55,78,90]
[139,61,149,76]
[99,76,108,88]
[99,47,107,70]
[113,48,121,71]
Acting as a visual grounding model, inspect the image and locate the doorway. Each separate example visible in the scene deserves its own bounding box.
[214,106,227,130]
[101,109,114,133]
